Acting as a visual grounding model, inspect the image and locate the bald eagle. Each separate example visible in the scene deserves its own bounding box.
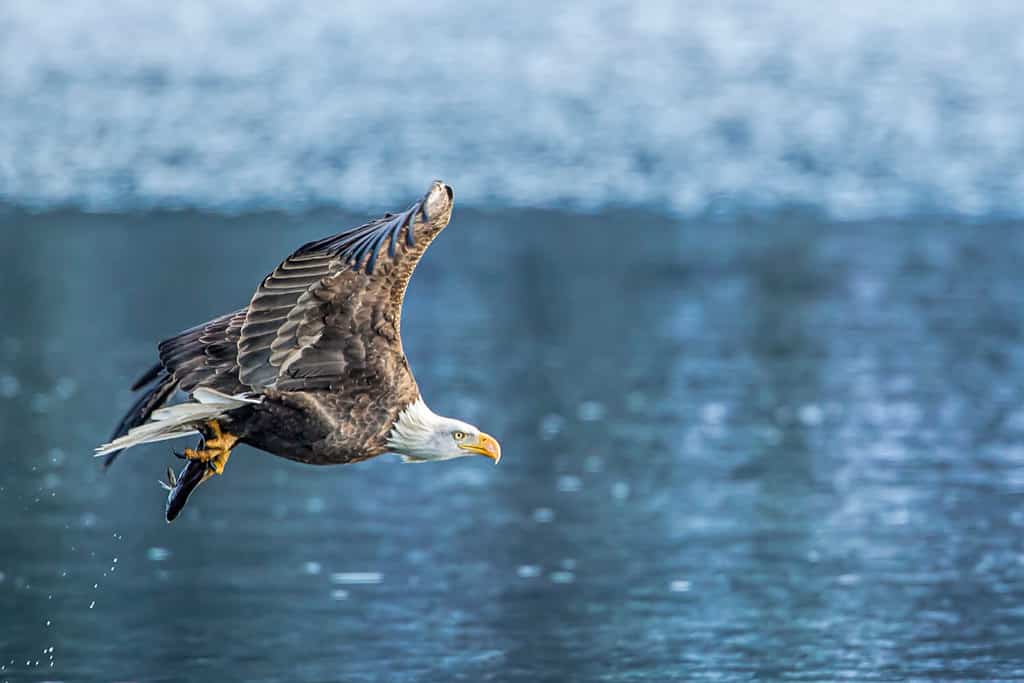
[96,181,501,521]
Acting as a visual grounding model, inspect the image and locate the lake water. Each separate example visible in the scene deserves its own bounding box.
[1,210,1023,681]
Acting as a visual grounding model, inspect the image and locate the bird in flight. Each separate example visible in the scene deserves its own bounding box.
[96,181,501,521]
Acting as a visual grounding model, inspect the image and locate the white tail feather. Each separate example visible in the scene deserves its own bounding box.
[95,390,261,456]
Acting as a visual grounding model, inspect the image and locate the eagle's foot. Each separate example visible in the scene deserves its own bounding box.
[181,446,233,473]
[163,420,238,522]
[183,419,238,470]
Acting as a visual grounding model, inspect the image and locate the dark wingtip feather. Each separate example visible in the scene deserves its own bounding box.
[102,449,123,468]
[130,363,164,391]
[292,193,426,276]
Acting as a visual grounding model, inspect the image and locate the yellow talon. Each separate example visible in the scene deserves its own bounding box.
[208,450,231,476]
[182,420,238,476]
[182,447,211,463]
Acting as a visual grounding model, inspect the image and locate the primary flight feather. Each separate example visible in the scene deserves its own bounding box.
[96,181,501,521]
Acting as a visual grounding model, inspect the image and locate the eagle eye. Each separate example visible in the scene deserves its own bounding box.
[452,431,466,441]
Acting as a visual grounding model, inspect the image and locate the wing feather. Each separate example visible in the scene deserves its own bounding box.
[236,181,453,391]
[157,309,249,394]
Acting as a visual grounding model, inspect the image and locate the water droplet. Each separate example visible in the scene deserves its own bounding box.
[303,561,322,575]
[305,497,325,514]
[516,565,541,578]
[611,482,630,501]
[88,601,95,609]
[330,589,349,600]
[670,580,691,593]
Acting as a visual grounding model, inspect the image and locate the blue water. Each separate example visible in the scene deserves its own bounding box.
[2,211,1024,681]
[2,1,1024,218]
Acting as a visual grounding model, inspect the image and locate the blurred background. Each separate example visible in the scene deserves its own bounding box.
[2,1,1024,681]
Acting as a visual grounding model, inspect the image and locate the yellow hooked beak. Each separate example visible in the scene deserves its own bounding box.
[459,432,502,463]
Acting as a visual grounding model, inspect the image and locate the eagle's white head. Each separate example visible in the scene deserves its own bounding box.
[386,398,501,464]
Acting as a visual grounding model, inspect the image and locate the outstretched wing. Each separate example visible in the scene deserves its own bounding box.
[237,180,454,391]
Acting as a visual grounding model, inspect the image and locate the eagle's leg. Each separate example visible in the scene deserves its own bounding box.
[163,420,239,522]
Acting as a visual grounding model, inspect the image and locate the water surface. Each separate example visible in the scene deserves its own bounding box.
[1,210,1023,681]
